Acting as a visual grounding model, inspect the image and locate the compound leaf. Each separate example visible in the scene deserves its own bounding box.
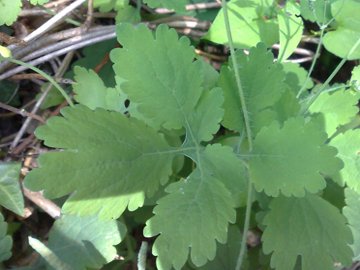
[205,0,278,48]
[262,194,353,270]
[25,105,174,219]
[309,88,360,136]
[0,213,12,262]
[282,62,313,93]
[249,117,343,197]
[300,0,335,24]
[0,0,22,26]
[73,66,126,112]
[323,0,360,60]
[330,129,360,192]
[0,162,24,216]
[219,43,286,133]
[111,23,203,130]
[344,188,360,261]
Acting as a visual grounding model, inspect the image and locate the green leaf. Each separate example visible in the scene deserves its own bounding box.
[277,1,304,61]
[323,0,360,60]
[249,117,343,197]
[111,23,203,130]
[115,5,141,23]
[24,105,174,219]
[309,88,360,136]
[47,214,126,269]
[144,144,245,269]
[0,213,12,262]
[219,43,286,133]
[93,0,127,12]
[330,129,360,192]
[0,162,24,216]
[300,0,335,24]
[73,66,127,112]
[344,188,360,260]
[0,0,22,26]
[204,0,279,49]
[282,62,314,93]
[30,0,50,4]
[143,0,188,12]
[262,194,353,270]
[198,225,243,270]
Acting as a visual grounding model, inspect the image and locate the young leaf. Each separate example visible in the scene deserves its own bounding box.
[330,129,360,192]
[218,43,286,133]
[144,144,245,269]
[0,162,24,216]
[0,213,12,262]
[277,1,304,61]
[0,0,22,26]
[323,0,360,60]
[344,188,360,260]
[111,23,203,130]
[249,117,343,197]
[25,105,174,219]
[262,194,353,270]
[204,0,279,49]
[309,88,360,136]
[73,66,127,112]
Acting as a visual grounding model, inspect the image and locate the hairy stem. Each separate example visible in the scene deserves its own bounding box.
[221,1,254,270]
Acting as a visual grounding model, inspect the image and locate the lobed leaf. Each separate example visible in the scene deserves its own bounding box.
[73,66,127,112]
[249,117,343,197]
[300,0,335,24]
[219,43,286,133]
[143,0,188,12]
[0,162,24,216]
[111,23,203,130]
[25,105,174,219]
[262,194,353,270]
[309,88,360,136]
[330,129,360,192]
[0,0,22,26]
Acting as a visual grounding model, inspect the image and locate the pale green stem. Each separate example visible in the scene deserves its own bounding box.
[2,57,74,107]
[137,241,148,270]
[296,27,325,99]
[221,1,254,270]
[221,0,253,150]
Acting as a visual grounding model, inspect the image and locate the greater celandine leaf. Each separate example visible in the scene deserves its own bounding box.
[144,144,246,270]
[300,0,335,24]
[25,105,174,219]
[143,0,188,12]
[73,66,127,112]
[218,43,286,133]
[323,0,360,60]
[309,88,360,136]
[351,65,360,91]
[277,1,304,61]
[262,194,353,270]
[0,213,12,262]
[111,23,203,130]
[344,188,360,261]
[0,162,24,216]
[249,117,343,197]
[47,214,126,269]
[204,0,278,49]
[0,0,22,25]
[330,129,360,192]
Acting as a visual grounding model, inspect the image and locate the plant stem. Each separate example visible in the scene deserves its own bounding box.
[221,1,254,270]
[296,28,325,99]
[5,57,74,107]
[235,177,253,270]
[137,241,148,270]
[221,0,253,150]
